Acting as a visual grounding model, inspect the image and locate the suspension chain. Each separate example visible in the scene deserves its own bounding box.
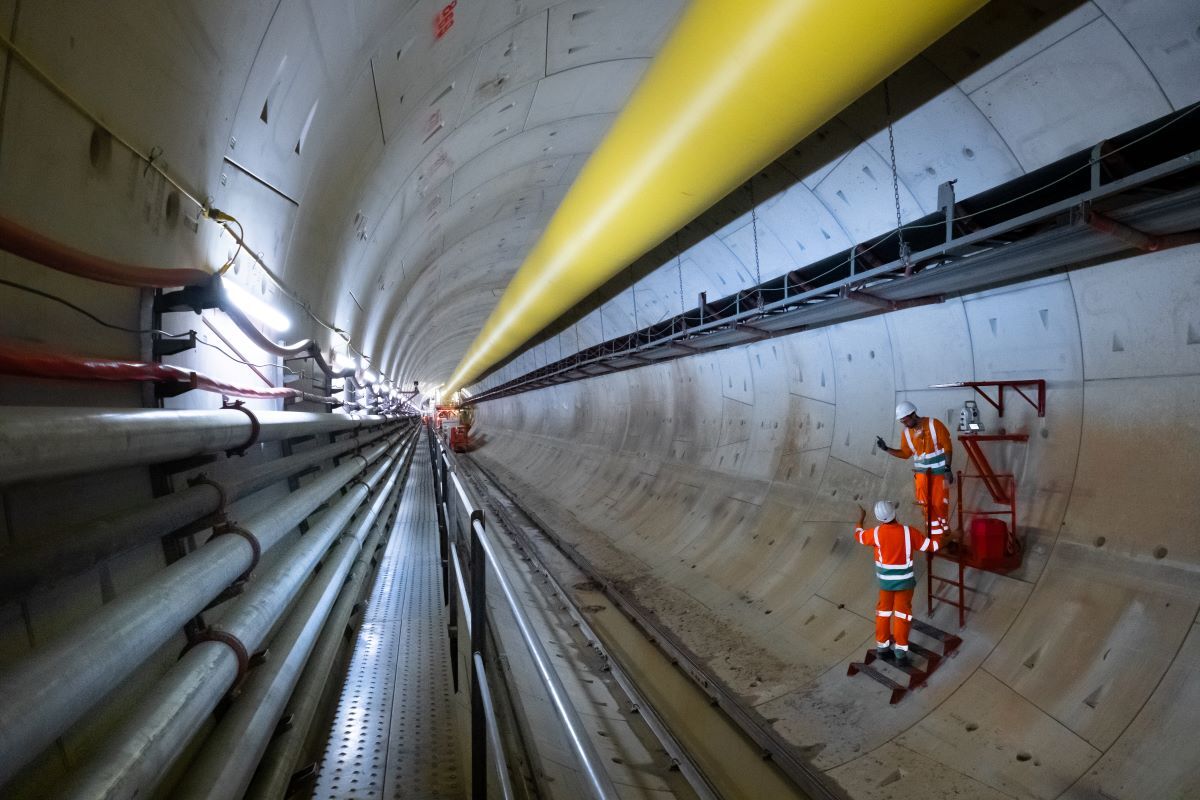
[675,232,686,316]
[630,267,639,332]
[748,180,763,287]
[883,80,909,264]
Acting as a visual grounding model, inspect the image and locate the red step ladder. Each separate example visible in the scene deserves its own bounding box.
[846,619,963,703]
[925,379,1045,626]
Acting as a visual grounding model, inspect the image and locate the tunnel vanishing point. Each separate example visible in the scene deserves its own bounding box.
[0,1,1198,799]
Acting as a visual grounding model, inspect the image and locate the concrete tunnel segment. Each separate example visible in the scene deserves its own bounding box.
[469,242,1200,799]
[0,0,1198,796]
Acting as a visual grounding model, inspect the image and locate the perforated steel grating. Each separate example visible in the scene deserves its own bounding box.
[314,445,461,799]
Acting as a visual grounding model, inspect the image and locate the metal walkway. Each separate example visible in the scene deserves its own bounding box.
[314,444,461,800]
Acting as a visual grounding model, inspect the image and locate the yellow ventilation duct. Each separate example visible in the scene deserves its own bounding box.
[445,0,986,394]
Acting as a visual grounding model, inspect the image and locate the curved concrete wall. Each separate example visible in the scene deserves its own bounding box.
[472,243,1200,799]
[1,0,1198,795]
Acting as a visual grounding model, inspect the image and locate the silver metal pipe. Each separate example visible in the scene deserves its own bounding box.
[0,474,218,600]
[59,439,409,800]
[0,406,384,484]
[212,443,405,655]
[0,535,250,789]
[0,437,394,786]
[244,472,405,800]
[0,426,401,602]
[217,425,396,499]
[174,444,412,800]
[473,517,620,799]
[55,642,240,800]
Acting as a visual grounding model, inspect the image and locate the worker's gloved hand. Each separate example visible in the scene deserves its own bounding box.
[875,436,889,452]
[946,472,955,485]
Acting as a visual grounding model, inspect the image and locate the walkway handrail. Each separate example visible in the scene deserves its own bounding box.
[427,423,618,799]
[473,653,516,800]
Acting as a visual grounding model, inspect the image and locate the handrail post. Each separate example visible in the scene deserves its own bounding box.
[432,436,450,605]
[442,455,455,552]
[441,455,450,523]
[469,509,488,799]
[440,520,450,605]
[473,653,516,800]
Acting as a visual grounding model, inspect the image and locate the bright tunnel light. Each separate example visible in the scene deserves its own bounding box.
[220,277,291,332]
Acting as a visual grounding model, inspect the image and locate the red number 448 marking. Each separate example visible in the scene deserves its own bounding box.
[434,1,457,39]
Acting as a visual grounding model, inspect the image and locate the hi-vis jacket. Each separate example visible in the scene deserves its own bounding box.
[897,416,953,475]
[854,522,940,590]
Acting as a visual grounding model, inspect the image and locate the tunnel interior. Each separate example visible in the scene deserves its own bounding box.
[0,1,1198,798]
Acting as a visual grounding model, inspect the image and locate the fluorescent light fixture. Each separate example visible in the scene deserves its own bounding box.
[221,278,290,332]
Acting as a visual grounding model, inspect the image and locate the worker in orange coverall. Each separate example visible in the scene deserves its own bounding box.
[854,501,944,665]
[877,401,954,538]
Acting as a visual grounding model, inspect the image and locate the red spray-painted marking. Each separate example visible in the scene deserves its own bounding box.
[434,1,457,39]
[425,109,443,137]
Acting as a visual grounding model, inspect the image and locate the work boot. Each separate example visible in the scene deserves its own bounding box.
[894,650,910,667]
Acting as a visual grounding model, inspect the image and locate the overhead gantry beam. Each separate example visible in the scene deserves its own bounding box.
[443,0,988,394]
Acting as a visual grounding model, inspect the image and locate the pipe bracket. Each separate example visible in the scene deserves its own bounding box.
[217,521,261,580]
[186,473,228,516]
[222,399,261,457]
[190,628,251,682]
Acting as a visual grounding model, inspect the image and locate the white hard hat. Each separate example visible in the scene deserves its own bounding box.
[874,500,898,523]
[895,401,918,420]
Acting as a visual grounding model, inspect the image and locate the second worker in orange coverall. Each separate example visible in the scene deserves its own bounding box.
[854,500,943,665]
[877,401,954,538]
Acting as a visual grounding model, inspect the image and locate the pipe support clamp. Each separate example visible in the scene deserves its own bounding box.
[186,473,229,516]
[188,628,251,683]
[216,522,262,580]
[222,400,261,457]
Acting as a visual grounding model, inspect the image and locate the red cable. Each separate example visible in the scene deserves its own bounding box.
[0,216,356,380]
[0,341,311,401]
[0,215,212,288]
